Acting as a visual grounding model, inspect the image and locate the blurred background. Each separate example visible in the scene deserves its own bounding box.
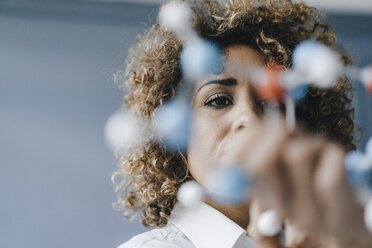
[0,0,371,247]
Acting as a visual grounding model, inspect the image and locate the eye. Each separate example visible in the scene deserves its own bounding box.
[204,94,233,108]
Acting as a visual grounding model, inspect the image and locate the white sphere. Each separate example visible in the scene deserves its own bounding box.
[361,66,372,88]
[177,181,205,207]
[257,209,282,237]
[104,110,144,153]
[365,198,372,233]
[366,137,372,161]
[293,40,342,88]
[158,1,193,36]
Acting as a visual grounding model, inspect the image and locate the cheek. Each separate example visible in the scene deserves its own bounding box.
[187,113,226,185]
[186,109,262,185]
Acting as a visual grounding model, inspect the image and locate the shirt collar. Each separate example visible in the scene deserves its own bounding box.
[169,202,255,248]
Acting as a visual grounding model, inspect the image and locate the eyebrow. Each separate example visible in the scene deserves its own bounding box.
[196,78,237,93]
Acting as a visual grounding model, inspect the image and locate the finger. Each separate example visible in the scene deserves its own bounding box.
[313,143,347,230]
[242,118,290,174]
[284,219,332,248]
[313,144,372,244]
[243,122,292,210]
[278,135,325,229]
[232,119,294,216]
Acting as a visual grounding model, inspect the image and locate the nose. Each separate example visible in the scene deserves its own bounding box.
[231,103,256,133]
[232,114,250,132]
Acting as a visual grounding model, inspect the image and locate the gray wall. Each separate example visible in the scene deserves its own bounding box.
[0,1,154,248]
[328,14,372,147]
[0,1,371,248]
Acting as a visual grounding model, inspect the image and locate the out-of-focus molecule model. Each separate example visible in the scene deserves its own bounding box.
[177,164,282,237]
[257,209,282,237]
[206,166,252,205]
[178,171,281,237]
[157,0,372,137]
[177,180,206,208]
[177,166,252,207]
[105,0,372,237]
[104,109,148,155]
[154,99,191,151]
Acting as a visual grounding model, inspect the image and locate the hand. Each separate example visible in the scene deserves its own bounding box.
[230,121,372,247]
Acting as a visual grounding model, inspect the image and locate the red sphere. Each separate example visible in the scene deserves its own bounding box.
[368,66,372,95]
[256,67,285,101]
[368,81,372,95]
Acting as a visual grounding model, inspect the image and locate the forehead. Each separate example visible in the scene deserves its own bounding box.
[195,44,266,87]
[224,45,265,74]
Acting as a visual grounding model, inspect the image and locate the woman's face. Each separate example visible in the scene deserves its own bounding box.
[187,45,266,185]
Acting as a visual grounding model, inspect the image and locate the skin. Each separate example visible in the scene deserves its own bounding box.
[188,45,265,184]
[187,45,372,247]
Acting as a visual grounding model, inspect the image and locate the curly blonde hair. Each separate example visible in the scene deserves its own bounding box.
[112,0,357,227]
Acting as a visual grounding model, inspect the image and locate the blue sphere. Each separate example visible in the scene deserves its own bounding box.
[180,39,223,82]
[345,151,363,170]
[366,137,372,161]
[287,85,308,102]
[207,166,251,205]
[154,100,190,151]
[345,151,372,189]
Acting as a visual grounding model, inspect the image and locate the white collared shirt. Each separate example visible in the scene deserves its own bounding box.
[118,203,255,248]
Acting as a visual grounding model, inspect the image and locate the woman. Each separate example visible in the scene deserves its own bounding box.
[113,0,372,247]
